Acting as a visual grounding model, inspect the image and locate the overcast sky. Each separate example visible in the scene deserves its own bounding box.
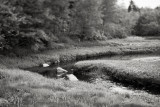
[117,0,160,8]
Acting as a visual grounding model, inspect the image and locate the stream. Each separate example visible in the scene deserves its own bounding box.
[25,54,160,95]
[25,54,160,79]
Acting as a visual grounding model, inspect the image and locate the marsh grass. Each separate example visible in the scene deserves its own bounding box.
[74,59,160,94]
[0,67,158,107]
[0,37,160,69]
[0,37,160,107]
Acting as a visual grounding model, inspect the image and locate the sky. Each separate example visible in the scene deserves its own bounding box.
[117,0,160,9]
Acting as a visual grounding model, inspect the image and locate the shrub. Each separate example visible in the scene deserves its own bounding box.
[83,27,106,41]
[104,23,127,39]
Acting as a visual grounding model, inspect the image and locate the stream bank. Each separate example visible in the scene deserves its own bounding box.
[26,53,160,95]
[74,55,160,95]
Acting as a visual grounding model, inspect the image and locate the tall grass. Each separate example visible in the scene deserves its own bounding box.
[0,67,159,106]
[0,37,160,69]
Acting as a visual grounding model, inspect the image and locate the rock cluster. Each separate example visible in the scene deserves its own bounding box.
[56,67,78,81]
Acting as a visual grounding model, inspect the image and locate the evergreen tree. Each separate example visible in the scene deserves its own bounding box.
[128,0,140,13]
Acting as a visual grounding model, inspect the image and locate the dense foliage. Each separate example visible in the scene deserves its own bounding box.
[0,0,159,52]
[0,0,119,52]
[0,0,70,51]
[133,8,160,36]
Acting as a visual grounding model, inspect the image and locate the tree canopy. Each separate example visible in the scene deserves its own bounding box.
[1,0,159,53]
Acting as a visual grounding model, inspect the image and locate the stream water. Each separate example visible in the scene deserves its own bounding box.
[26,54,160,78]
[25,54,160,95]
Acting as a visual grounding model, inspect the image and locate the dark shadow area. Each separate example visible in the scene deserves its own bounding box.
[109,76,160,95]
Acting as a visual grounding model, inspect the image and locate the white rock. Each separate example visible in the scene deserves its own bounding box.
[66,74,78,81]
[57,67,68,73]
[42,63,50,67]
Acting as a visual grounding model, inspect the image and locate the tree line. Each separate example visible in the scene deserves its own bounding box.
[0,0,159,52]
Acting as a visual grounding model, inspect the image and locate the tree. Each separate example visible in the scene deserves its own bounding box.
[69,0,103,40]
[134,8,160,36]
[128,0,140,13]
[0,0,70,51]
[69,0,117,40]
[101,0,117,24]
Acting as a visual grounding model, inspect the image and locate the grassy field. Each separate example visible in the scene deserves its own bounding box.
[0,37,160,107]
[0,37,160,69]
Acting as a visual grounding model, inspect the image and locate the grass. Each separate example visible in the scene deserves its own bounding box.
[0,67,159,107]
[0,36,160,69]
[0,36,160,107]
[74,58,160,94]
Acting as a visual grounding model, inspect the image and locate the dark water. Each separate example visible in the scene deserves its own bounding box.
[25,54,160,94]
[25,54,160,79]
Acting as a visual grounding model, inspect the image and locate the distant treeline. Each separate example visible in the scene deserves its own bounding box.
[0,0,159,51]
[133,8,160,36]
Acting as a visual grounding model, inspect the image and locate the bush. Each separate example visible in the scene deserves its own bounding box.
[104,23,127,39]
[83,27,106,40]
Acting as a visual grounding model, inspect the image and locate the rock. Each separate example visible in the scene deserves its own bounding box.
[56,67,68,78]
[57,67,68,73]
[56,67,78,81]
[66,74,78,81]
[42,63,50,67]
